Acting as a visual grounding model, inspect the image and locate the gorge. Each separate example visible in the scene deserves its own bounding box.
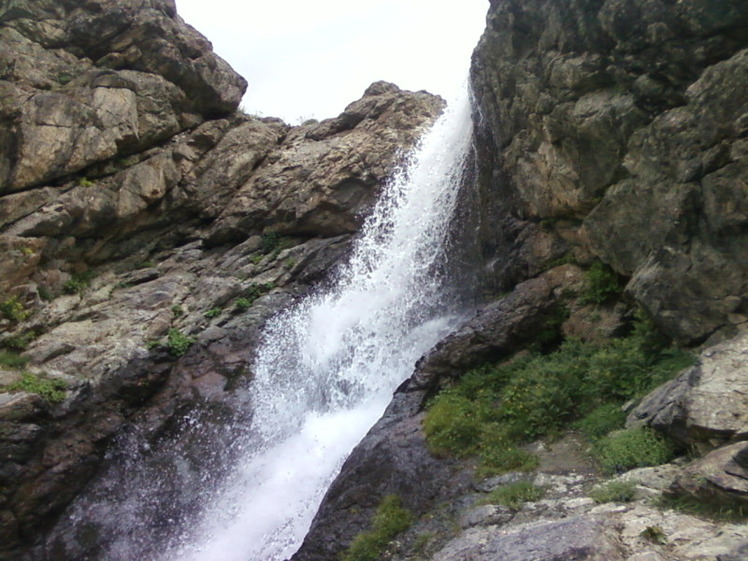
[1,1,747,561]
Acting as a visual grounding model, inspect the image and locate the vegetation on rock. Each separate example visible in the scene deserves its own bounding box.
[424,325,691,474]
[479,481,545,510]
[6,371,67,403]
[166,328,195,357]
[341,495,413,561]
[595,428,678,474]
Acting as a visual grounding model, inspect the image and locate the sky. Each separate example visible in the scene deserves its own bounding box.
[175,0,488,123]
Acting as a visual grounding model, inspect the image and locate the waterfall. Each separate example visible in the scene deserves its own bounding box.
[160,86,475,561]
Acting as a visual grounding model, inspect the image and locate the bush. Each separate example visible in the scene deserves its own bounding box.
[205,307,222,319]
[575,403,627,441]
[423,393,484,458]
[595,428,678,474]
[6,371,67,403]
[0,296,30,322]
[423,331,691,470]
[166,328,194,357]
[342,495,413,561]
[0,351,28,369]
[580,261,621,305]
[479,481,545,510]
[63,271,95,294]
[590,480,638,503]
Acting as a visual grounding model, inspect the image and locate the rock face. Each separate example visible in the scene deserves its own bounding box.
[0,2,444,559]
[471,0,748,344]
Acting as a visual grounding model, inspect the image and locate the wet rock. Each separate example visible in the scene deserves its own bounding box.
[628,330,748,448]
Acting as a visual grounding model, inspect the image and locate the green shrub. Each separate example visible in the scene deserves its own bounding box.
[1,330,38,351]
[0,350,28,369]
[580,261,621,305]
[234,298,251,312]
[341,495,413,561]
[63,271,95,294]
[1,296,30,322]
[590,480,638,503]
[6,371,67,403]
[171,304,185,318]
[478,445,539,477]
[479,481,545,510]
[423,393,484,458]
[166,328,194,357]
[595,427,678,474]
[423,330,690,469]
[205,307,222,319]
[575,403,627,441]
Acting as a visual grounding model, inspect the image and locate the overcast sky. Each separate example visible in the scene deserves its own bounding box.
[175,0,488,123]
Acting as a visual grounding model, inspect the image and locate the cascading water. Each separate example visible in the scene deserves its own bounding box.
[159,85,476,561]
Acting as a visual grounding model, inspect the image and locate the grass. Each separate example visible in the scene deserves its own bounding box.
[479,481,545,510]
[0,350,28,369]
[341,495,413,561]
[6,371,67,403]
[423,325,692,474]
[590,480,638,503]
[594,427,678,474]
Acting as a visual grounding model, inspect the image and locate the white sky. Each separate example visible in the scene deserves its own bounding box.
[175,0,488,123]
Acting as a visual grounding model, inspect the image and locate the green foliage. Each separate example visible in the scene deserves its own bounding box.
[0,350,28,369]
[205,307,222,319]
[1,330,38,351]
[640,525,667,544]
[423,393,484,458]
[63,271,95,294]
[423,328,691,469]
[234,283,275,312]
[135,260,156,269]
[575,403,627,441]
[594,428,678,474]
[57,73,72,85]
[479,481,545,510]
[171,304,185,318]
[1,296,30,322]
[6,371,67,403]
[341,495,413,561]
[590,480,638,503]
[260,232,293,259]
[580,261,622,305]
[77,177,94,187]
[166,328,194,357]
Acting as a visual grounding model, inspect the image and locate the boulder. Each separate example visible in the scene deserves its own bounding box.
[628,330,748,448]
[670,441,748,505]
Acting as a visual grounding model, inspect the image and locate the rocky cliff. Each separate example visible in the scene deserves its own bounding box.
[2,0,748,561]
[291,1,748,561]
[0,1,444,559]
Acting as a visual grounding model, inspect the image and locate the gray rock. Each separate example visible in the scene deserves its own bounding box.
[671,441,748,505]
[628,331,748,448]
[433,516,624,561]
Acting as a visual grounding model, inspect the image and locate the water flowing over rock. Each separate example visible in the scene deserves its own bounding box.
[0,2,444,558]
[2,0,748,560]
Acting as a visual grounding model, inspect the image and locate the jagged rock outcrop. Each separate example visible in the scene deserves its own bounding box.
[629,330,748,449]
[0,1,444,558]
[471,0,748,344]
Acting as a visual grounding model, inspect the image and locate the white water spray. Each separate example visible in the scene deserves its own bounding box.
[163,85,474,561]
